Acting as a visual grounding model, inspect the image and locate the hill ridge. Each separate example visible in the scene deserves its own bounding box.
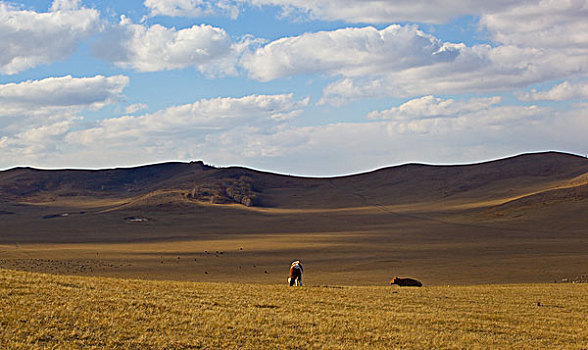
[1,151,586,210]
[2,150,584,175]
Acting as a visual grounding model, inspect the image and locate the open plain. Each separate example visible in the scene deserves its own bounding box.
[3,1,587,347]
[1,151,588,348]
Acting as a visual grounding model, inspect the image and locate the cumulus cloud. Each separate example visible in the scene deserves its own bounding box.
[241,25,462,81]
[319,42,588,103]
[1,85,585,176]
[56,93,573,176]
[125,103,149,114]
[50,0,81,11]
[144,0,240,19]
[230,101,585,176]
[245,0,515,24]
[0,75,129,161]
[58,94,308,166]
[366,98,543,137]
[0,75,129,115]
[367,96,502,120]
[67,94,308,142]
[518,81,588,102]
[240,21,588,103]
[91,16,244,75]
[480,0,588,50]
[0,0,100,74]
[5,119,79,157]
[237,1,588,104]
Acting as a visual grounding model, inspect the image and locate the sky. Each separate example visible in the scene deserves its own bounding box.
[1,0,587,176]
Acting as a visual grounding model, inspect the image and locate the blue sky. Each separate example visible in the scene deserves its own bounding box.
[1,0,587,176]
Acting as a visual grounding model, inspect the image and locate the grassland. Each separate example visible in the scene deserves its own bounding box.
[1,153,586,348]
[2,269,587,349]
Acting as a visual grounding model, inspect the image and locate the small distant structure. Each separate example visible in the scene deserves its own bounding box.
[124,216,148,223]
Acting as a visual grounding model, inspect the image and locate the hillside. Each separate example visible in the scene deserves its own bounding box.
[0,152,586,286]
[1,151,586,209]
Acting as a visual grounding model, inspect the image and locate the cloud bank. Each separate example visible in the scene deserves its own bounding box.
[367,96,502,120]
[144,0,240,18]
[241,25,462,82]
[92,16,244,75]
[0,92,309,168]
[518,81,588,101]
[245,0,515,24]
[237,1,588,104]
[0,0,100,74]
[0,75,129,161]
[1,0,586,174]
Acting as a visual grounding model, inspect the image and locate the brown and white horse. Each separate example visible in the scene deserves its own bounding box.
[288,260,303,286]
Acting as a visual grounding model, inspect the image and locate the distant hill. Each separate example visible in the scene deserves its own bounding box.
[1,152,586,285]
[1,151,586,210]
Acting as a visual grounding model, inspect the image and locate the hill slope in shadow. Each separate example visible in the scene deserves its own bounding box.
[0,151,586,243]
[1,151,586,209]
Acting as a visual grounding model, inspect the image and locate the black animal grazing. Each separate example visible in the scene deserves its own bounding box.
[390,276,422,287]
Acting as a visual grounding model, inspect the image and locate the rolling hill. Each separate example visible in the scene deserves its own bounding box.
[1,151,586,208]
[0,151,586,285]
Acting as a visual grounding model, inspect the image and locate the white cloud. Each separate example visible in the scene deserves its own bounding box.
[7,119,78,157]
[2,0,586,173]
[67,94,308,142]
[319,42,588,103]
[91,16,244,75]
[227,102,584,176]
[0,1,100,74]
[125,103,149,114]
[518,81,588,102]
[241,25,462,82]
[1,86,585,176]
[58,94,309,167]
[0,75,129,160]
[144,0,240,19]
[245,0,515,24]
[237,2,588,104]
[240,22,588,103]
[59,93,578,176]
[50,0,81,11]
[0,75,129,114]
[480,0,588,50]
[367,96,502,120]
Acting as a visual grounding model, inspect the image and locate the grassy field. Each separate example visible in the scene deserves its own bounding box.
[1,154,586,347]
[1,269,587,349]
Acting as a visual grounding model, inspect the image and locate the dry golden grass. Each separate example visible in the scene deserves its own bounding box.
[1,269,587,349]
